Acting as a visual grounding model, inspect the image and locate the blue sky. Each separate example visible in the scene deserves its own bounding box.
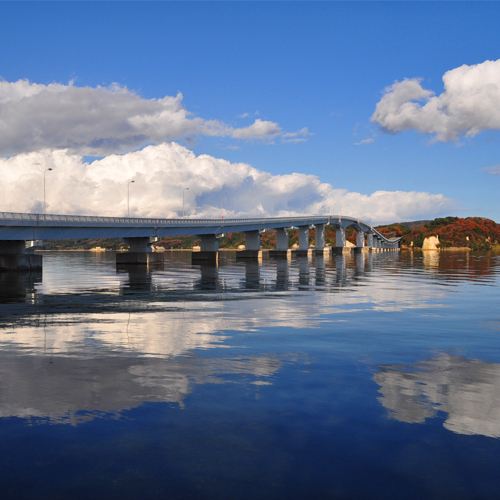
[1,2,500,223]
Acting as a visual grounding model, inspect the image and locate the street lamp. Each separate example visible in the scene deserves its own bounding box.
[250,194,255,214]
[183,187,189,217]
[302,198,308,215]
[221,191,227,218]
[128,180,135,217]
[272,196,277,217]
[43,168,53,215]
[288,198,294,217]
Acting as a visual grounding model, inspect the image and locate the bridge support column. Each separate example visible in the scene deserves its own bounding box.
[237,230,266,260]
[269,228,291,259]
[367,232,374,250]
[294,225,310,257]
[354,230,369,253]
[0,240,42,271]
[192,234,219,265]
[117,237,164,265]
[332,226,351,255]
[314,224,330,256]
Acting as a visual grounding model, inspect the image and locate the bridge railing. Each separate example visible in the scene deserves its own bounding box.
[0,211,332,226]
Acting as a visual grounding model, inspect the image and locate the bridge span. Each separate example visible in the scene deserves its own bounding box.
[0,212,400,270]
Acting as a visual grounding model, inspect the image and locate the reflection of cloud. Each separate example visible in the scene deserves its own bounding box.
[0,354,282,424]
[0,252,480,425]
[374,353,500,437]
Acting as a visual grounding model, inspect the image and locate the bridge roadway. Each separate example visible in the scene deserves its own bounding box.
[0,212,400,270]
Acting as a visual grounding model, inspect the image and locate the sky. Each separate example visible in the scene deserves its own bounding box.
[1,1,500,225]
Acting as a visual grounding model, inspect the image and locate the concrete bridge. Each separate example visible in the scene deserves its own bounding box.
[0,212,400,270]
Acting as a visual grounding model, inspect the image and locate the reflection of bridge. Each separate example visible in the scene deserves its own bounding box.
[0,212,400,270]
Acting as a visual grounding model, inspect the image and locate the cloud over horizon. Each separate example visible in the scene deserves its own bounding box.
[0,80,309,156]
[371,59,500,142]
[0,142,454,225]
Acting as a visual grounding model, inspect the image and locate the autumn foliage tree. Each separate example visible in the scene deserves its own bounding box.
[398,217,500,250]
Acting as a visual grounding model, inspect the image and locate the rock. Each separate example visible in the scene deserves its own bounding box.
[422,236,440,250]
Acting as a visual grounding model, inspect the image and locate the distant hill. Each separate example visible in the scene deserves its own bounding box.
[398,220,432,230]
[377,217,500,250]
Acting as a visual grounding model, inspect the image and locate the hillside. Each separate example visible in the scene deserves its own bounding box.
[376,217,500,250]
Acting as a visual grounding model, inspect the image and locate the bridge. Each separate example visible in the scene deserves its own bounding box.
[0,212,400,270]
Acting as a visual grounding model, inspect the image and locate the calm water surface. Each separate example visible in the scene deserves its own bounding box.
[1,250,500,499]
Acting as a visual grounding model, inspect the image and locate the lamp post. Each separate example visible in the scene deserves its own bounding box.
[250,194,255,214]
[221,191,227,218]
[128,180,135,217]
[43,168,53,215]
[302,198,308,215]
[288,198,294,217]
[183,187,189,217]
[272,196,277,217]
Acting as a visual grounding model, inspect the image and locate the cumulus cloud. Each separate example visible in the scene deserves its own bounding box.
[0,80,307,156]
[372,59,500,142]
[0,142,454,225]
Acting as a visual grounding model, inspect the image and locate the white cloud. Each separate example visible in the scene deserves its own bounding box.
[354,138,374,146]
[0,80,307,156]
[0,142,454,224]
[372,59,500,142]
[232,119,282,139]
[483,165,500,176]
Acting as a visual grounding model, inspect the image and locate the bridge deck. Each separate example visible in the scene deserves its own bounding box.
[0,212,400,244]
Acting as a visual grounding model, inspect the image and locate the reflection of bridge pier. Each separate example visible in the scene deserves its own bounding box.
[196,265,221,290]
[0,270,42,301]
[315,255,326,287]
[274,257,289,290]
[355,252,366,276]
[117,263,160,293]
[298,256,310,289]
[365,252,374,273]
[334,254,347,287]
[243,260,261,290]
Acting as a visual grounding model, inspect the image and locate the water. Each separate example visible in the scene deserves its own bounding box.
[1,250,500,499]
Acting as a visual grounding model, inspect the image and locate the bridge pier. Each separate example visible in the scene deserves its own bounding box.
[293,225,311,257]
[332,227,351,255]
[192,234,219,265]
[269,228,291,258]
[354,229,369,253]
[367,232,374,250]
[116,237,164,265]
[314,224,330,256]
[237,230,267,260]
[0,240,42,271]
